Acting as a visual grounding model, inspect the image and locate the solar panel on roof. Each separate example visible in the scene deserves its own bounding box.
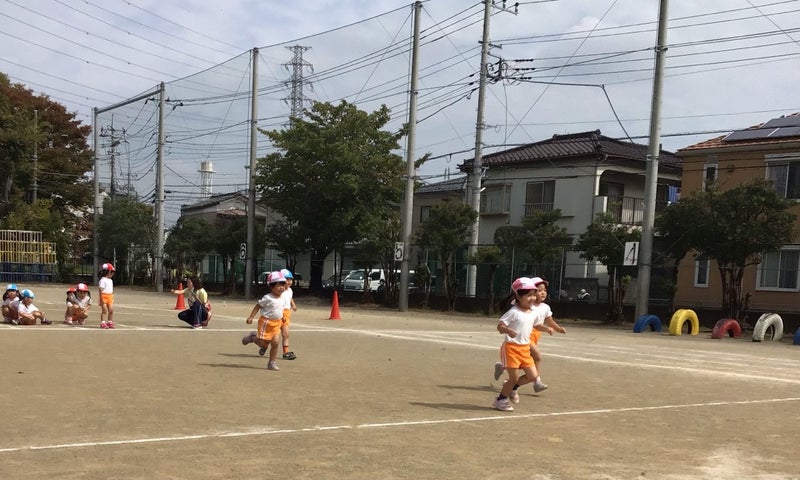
[724,128,777,142]
[762,116,800,129]
[768,126,800,138]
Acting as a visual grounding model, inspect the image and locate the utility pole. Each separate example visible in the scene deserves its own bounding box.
[399,1,422,312]
[284,45,313,126]
[155,82,166,294]
[245,47,259,298]
[31,109,38,203]
[466,0,518,297]
[635,0,670,320]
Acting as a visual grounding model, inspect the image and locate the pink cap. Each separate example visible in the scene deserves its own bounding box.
[76,283,89,292]
[267,271,286,284]
[530,276,549,287]
[511,277,536,293]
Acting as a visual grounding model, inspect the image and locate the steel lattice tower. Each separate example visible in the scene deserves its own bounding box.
[283,45,313,126]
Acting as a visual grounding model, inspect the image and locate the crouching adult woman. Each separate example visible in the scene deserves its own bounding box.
[170,276,211,329]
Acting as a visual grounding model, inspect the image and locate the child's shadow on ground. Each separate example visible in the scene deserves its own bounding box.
[409,401,493,412]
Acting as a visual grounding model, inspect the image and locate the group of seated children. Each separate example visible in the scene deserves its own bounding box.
[1,283,93,326]
[1,283,53,325]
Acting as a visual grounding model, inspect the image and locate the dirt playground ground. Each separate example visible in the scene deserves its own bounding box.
[1,283,799,479]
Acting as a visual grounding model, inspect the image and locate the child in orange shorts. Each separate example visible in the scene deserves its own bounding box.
[98,263,116,329]
[242,271,287,371]
[492,277,555,412]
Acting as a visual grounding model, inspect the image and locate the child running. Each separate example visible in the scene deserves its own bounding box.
[493,277,566,387]
[98,263,116,329]
[67,283,92,325]
[2,284,20,325]
[16,289,51,325]
[242,271,287,371]
[492,276,554,412]
[278,268,298,360]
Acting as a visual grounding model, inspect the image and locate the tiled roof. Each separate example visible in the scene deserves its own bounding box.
[181,191,247,211]
[680,113,800,152]
[416,176,467,195]
[460,130,681,170]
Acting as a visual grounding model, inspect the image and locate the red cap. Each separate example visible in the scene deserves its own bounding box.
[102,263,116,272]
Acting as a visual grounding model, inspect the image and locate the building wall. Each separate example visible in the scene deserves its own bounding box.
[675,142,800,314]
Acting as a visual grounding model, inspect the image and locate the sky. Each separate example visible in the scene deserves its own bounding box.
[2,0,799,226]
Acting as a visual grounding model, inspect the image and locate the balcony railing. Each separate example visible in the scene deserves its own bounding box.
[523,202,554,216]
[608,196,669,225]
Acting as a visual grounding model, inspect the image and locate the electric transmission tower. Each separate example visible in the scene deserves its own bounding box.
[283,45,313,126]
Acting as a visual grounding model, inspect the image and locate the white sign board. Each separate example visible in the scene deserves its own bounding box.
[394,242,404,261]
[240,242,247,260]
[623,241,639,266]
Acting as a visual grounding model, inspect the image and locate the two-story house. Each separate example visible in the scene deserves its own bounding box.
[414,130,681,298]
[674,113,800,315]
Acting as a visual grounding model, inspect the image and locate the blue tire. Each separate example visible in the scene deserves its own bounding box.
[633,314,662,333]
[794,327,800,345]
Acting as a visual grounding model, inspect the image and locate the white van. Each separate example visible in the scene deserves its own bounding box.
[341,269,412,292]
[342,269,383,292]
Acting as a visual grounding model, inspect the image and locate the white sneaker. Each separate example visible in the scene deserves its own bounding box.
[492,398,514,412]
[533,382,548,393]
[493,361,504,380]
[267,361,280,371]
[509,389,520,404]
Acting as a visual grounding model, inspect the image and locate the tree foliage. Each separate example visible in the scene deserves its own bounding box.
[415,202,477,311]
[96,197,156,284]
[163,217,213,278]
[576,212,640,323]
[254,100,404,290]
[1,73,94,275]
[470,245,502,315]
[655,179,796,323]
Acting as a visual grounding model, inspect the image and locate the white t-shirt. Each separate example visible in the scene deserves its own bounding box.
[17,302,39,315]
[99,277,113,294]
[3,297,20,309]
[256,293,284,320]
[75,294,92,308]
[498,302,552,345]
[281,287,294,310]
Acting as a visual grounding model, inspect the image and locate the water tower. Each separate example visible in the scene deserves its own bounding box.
[199,161,214,199]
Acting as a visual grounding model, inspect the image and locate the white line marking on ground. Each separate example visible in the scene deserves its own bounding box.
[1,397,797,453]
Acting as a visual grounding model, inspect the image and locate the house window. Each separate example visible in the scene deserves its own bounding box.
[524,180,555,215]
[694,256,709,287]
[480,185,510,215]
[758,248,800,290]
[419,205,431,222]
[703,163,717,191]
[766,159,800,200]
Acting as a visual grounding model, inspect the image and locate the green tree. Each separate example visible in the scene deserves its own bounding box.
[163,217,214,279]
[521,209,571,272]
[254,100,405,290]
[656,179,796,324]
[575,211,640,323]
[1,74,94,275]
[469,245,502,315]
[96,198,156,285]
[212,216,249,294]
[415,202,477,311]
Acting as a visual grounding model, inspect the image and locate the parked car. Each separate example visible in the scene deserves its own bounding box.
[322,270,352,291]
[342,269,414,293]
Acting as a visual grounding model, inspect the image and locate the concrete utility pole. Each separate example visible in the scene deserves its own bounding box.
[245,47,259,298]
[466,0,517,297]
[155,82,166,293]
[399,1,422,312]
[635,0,670,320]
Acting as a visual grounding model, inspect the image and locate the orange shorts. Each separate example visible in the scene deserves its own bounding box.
[282,308,292,327]
[257,317,283,341]
[530,329,542,346]
[100,293,114,306]
[499,342,535,369]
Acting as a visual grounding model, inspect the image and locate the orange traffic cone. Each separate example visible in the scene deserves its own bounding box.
[328,290,341,320]
[174,282,186,310]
